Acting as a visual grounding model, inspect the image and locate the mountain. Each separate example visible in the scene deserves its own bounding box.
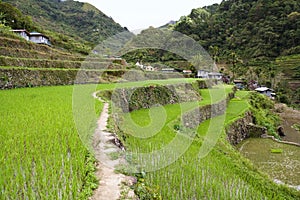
[172,0,300,107]
[2,0,127,46]
[159,20,176,28]
[173,0,300,60]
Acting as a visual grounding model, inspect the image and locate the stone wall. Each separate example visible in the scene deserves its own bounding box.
[0,69,198,89]
[111,82,205,113]
[182,92,234,129]
[226,111,267,145]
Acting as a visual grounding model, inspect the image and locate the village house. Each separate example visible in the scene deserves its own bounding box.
[197,70,223,80]
[161,68,175,72]
[233,79,246,89]
[135,61,144,69]
[144,65,155,71]
[196,70,209,78]
[11,29,30,41]
[208,72,223,80]
[12,30,51,45]
[255,87,276,99]
[183,70,192,74]
[29,32,51,45]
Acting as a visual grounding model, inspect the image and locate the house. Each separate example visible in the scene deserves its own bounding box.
[29,32,51,45]
[12,30,51,45]
[183,70,192,74]
[233,79,246,89]
[11,29,30,41]
[145,65,155,71]
[196,70,223,80]
[196,70,209,78]
[135,61,144,69]
[208,72,223,80]
[161,68,175,72]
[255,87,276,99]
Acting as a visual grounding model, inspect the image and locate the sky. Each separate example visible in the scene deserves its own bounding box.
[78,0,222,31]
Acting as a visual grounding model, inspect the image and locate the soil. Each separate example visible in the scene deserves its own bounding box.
[90,92,136,200]
[275,103,300,144]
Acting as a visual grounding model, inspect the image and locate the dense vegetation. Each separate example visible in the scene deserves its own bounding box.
[174,0,300,59]
[170,0,300,108]
[0,0,126,53]
[2,0,126,44]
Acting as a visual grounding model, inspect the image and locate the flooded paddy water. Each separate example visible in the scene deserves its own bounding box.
[238,138,300,189]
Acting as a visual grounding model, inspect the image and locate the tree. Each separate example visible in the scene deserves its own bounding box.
[227,52,241,80]
[209,45,219,63]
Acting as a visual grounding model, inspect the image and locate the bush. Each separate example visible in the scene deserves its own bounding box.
[248,92,280,138]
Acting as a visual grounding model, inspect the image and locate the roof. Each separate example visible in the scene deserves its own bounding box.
[11,29,30,35]
[255,87,274,92]
[30,32,49,39]
[233,79,245,83]
[208,72,223,76]
[197,69,209,72]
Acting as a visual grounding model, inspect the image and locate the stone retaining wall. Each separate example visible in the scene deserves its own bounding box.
[226,111,267,145]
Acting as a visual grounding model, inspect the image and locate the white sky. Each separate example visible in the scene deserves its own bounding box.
[78,0,222,31]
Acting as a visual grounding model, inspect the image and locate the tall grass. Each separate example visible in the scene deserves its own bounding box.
[115,89,300,199]
[0,86,101,199]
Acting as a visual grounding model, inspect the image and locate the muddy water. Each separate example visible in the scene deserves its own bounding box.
[238,138,300,187]
[279,106,300,144]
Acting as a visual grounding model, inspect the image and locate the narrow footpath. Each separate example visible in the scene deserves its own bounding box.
[90,93,136,200]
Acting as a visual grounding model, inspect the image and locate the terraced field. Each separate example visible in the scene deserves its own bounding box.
[0,35,299,199]
[113,89,300,199]
[0,36,130,89]
[1,80,300,199]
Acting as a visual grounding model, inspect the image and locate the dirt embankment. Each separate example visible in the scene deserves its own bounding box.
[275,103,300,144]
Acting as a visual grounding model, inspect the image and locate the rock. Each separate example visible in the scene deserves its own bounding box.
[277,126,285,137]
[124,176,137,186]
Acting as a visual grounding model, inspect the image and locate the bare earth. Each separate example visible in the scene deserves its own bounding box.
[275,103,300,144]
[91,93,136,200]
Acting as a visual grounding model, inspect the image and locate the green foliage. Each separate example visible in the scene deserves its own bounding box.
[270,148,283,154]
[133,178,162,200]
[111,87,299,199]
[0,2,37,31]
[0,86,98,199]
[2,0,126,45]
[174,0,300,60]
[248,92,280,138]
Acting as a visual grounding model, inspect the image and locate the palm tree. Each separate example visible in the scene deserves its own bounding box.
[227,52,241,80]
[209,46,219,64]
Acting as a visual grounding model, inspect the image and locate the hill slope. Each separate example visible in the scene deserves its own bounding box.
[2,0,126,46]
[173,0,300,60]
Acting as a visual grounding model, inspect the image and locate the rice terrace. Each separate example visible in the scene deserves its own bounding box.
[1,0,300,199]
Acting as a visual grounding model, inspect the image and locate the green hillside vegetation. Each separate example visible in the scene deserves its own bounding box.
[173,0,300,59]
[171,0,300,108]
[107,87,299,199]
[2,0,126,45]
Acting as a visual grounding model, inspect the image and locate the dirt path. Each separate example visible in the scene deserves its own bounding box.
[90,93,136,200]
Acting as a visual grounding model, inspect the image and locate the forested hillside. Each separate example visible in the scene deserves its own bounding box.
[172,0,300,107]
[174,0,300,60]
[1,0,126,47]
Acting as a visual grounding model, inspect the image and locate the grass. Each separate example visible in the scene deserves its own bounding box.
[0,85,102,199]
[270,149,284,154]
[111,87,300,199]
[1,80,299,199]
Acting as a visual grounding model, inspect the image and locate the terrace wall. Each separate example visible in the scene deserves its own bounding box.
[226,111,267,145]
